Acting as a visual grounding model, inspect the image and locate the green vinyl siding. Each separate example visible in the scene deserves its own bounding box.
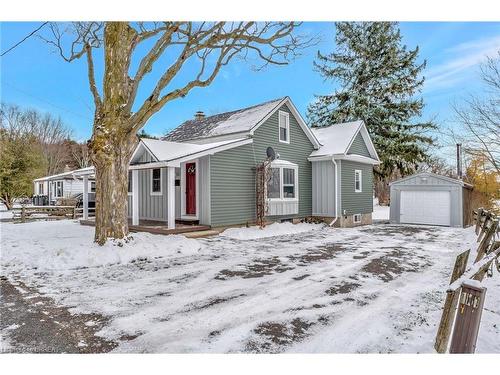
[210,103,315,227]
[347,132,371,157]
[340,160,373,215]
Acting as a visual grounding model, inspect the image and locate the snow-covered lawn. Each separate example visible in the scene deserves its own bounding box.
[373,198,390,221]
[0,203,13,220]
[373,205,390,221]
[1,220,499,353]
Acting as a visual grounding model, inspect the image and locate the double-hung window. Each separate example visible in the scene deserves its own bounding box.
[266,162,298,200]
[278,110,290,143]
[90,181,96,193]
[55,181,63,198]
[282,168,295,198]
[354,170,362,192]
[151,168,162,195]
[268,168,281,199]
[128,171,132,194]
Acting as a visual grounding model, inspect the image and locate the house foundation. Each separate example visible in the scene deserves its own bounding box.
[313,213,372,228]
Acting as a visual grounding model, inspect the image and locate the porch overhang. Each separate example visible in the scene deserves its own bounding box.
[129,137,253,170]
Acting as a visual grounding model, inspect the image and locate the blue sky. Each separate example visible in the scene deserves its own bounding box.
[1,22,499,160]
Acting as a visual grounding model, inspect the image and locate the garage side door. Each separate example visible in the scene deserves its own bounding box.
[400,190,451,226]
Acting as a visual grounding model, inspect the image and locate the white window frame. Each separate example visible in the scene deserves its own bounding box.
[278,110,290,144]
[54,180,64,198]
[38,182,44,195]
[353,213,362,223]
[267,161,298,202]
[90,181,96,193]
[150,168,163,196]
[354,169,362,193]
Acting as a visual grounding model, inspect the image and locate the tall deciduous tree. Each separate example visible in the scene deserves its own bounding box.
[1,103,73,176]
[42,22,312,244]
[0,109,46,209]
[307,22,435,188]
[451,52,500,174]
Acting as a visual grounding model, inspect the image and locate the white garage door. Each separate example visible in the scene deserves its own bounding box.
[400,190,451,226]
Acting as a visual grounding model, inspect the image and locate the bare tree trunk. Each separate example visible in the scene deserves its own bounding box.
[1,195,13,210]
[90,23,139,245]
[91,131,137,245]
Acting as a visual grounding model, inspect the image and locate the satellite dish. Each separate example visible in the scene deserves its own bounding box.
[266,147,276,160]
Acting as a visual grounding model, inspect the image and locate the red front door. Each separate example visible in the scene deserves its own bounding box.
[185,162,196,215]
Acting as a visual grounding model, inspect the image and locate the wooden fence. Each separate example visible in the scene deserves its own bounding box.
[13,205,95,223]
[434,208,500,353]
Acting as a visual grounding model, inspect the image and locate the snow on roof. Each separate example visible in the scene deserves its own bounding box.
[138,137,250,163]
[309,120,364,157]
[34,166,95,181]
[163,97,285,142]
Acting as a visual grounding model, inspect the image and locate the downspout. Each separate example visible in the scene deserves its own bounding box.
[329,157,339,227]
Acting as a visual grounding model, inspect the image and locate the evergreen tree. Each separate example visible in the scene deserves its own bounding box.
[307,22,435,178]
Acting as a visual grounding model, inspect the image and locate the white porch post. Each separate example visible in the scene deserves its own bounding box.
[132,169,139,226]
[82,175,89,220]
[167,166,175,230]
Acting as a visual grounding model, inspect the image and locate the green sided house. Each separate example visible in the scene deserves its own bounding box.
[126,97,380,230]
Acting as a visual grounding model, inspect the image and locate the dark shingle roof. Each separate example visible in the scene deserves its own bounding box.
[162,97,285,142]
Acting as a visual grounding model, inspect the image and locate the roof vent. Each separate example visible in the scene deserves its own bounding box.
[194,111,205,120]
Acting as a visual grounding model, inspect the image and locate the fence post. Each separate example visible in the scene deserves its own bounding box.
[434,249,470,353]
[21,206,26,223]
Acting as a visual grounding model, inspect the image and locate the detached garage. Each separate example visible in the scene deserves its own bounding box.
[389,172,473,228]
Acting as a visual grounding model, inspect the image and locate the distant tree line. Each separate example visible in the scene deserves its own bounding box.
[0,103,89,209]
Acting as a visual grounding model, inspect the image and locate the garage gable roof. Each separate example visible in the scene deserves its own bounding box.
[390,172,473,188]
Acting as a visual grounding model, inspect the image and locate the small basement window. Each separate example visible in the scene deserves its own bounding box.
[151,168,162,195]
[355,170,362,192]
[353,214,362,223]
[278,110,290,143]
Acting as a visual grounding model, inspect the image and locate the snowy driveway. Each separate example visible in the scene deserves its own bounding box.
[1,220,499,353]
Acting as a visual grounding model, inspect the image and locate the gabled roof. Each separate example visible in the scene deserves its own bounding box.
[309,120,379,163]
[162,97,320,148]
[390,172,473,188]
[130,137,253,168]
[163,98,284,142]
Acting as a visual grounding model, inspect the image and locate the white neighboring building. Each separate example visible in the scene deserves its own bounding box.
[33,167,95,205]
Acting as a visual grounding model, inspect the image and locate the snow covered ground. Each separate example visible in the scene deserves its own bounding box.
[1,219,499,353]
[0,203,13,220]
[373,198,390,221]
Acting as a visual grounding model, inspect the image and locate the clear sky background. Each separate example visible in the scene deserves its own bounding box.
[1,22,499,162]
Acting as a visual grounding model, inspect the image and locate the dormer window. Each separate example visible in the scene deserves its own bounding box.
[279,110,290,144]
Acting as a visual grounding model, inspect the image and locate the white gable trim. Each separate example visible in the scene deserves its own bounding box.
[130,140,159,164]
[344,121,380,162]
[248,97,320,149]
[389,172,472,188]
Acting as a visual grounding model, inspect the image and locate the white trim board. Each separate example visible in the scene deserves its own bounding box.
[249,97,320,149]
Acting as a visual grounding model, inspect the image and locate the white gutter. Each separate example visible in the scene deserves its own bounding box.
[329,157,339,227]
